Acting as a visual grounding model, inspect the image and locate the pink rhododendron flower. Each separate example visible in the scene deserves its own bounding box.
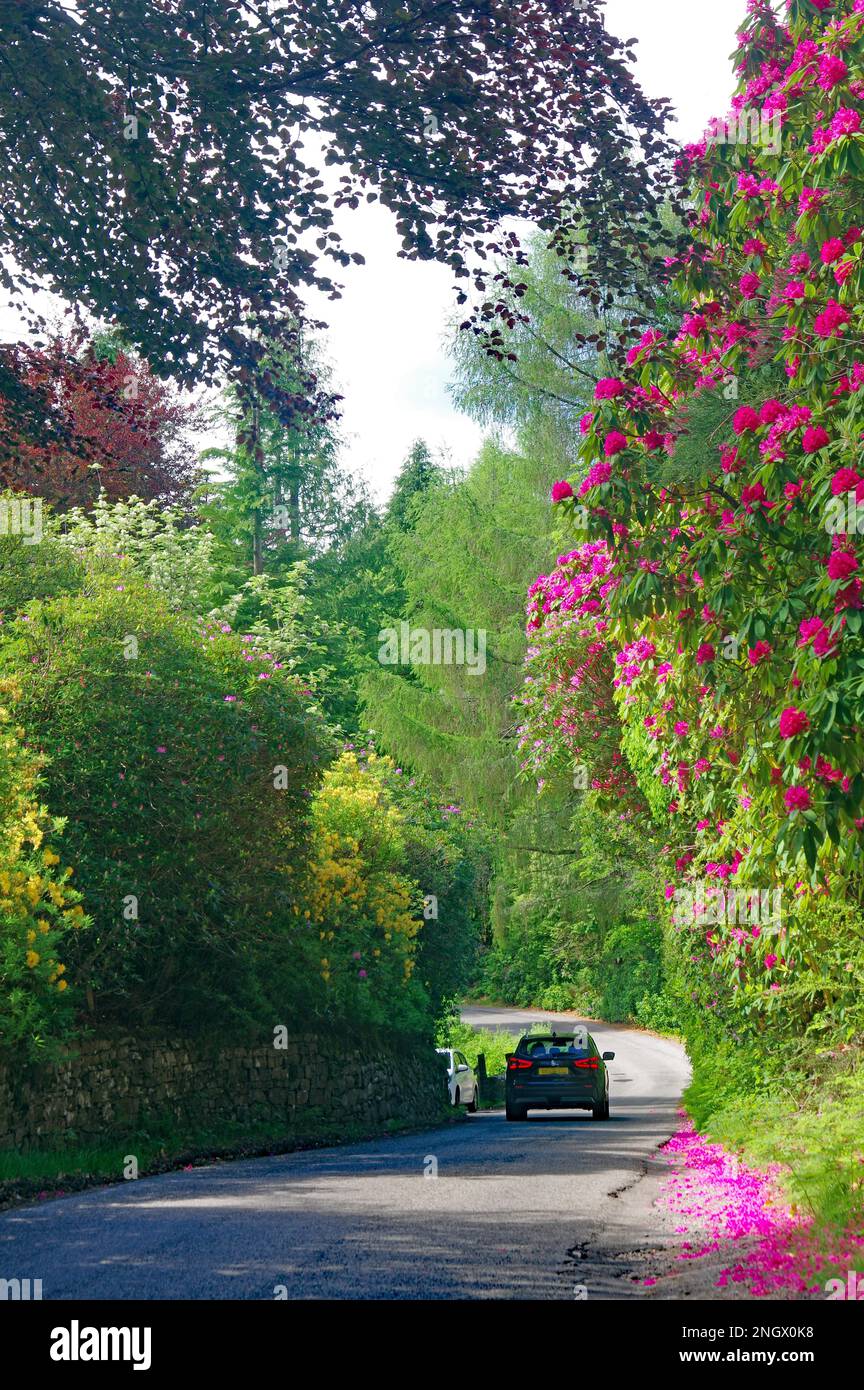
[747,641,772,665]
[779,708,810,738]
[816,107,861,150]
[759,398,784,424]
[813,624,841,658]
[578,460,612,495]
[817,54,847,91]
[782,280,807,303]
[733,406,761,433]
[798,616,825,647]
[739,271,760,299]
[815,755,843,784]
[741,482,767,509]
[831,467,861,495]
[799,186,827,215]
[832,108,861,136]
[551,480,574,503]
[836,578,864,611]
[681,313,708,337]
[827,550,858,581]
[814,299,850,337]
[820,237,845,264]
[626,329,663,365]
[604,431,628,456]
[802,425,829,452]
[595,377,626,400]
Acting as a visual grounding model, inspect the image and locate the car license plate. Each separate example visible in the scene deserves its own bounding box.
[538,1066,569,1075]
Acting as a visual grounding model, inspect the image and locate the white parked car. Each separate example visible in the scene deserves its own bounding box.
[437,1048,479,1112]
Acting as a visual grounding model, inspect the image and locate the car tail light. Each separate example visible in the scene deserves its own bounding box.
[571,1058,599,1070]
[507,1056,532,1071]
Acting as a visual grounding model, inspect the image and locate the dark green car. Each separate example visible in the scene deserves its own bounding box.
[505,1031,614,1121]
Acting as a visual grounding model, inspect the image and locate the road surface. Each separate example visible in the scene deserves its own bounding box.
[0,1008,689,1299]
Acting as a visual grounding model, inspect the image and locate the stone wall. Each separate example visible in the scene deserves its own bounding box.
[0,1034,449,1152]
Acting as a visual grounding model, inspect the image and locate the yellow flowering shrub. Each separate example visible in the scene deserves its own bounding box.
[298,752,426,1029]
[0,679,89,1052]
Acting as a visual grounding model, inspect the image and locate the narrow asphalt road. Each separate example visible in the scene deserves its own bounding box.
[0,1009,689,1300]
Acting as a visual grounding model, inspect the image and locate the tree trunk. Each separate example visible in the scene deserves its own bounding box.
[247,396,264,576]
[289,470,300,544]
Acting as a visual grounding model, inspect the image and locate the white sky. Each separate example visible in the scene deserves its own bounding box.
[0,0,746,504]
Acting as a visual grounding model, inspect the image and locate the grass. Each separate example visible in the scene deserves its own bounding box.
[443,1021,520,1077]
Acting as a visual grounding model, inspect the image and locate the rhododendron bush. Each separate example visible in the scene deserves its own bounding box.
[0,575,324,1033]
[521,0,864,1042]
[517,542,643,807]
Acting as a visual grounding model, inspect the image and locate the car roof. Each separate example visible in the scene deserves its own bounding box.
[518,1033,593,1045]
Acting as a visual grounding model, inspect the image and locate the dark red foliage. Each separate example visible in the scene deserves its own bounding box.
[0,337,199,509]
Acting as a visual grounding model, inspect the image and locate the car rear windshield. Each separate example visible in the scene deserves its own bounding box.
[516,1035,595,1057]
